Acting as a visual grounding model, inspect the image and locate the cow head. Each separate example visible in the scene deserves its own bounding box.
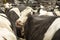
[15,6,33,28]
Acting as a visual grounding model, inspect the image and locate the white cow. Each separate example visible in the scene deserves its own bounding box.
[16,6,33,27]
[39,5,60,16]
[0,13,17,40]
[15,6,33,36]
[0,3,21,40]
[54,8,60,16]
[39,5,54,16]
[39,9,54,16]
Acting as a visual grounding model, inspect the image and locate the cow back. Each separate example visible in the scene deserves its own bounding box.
[25,15,59,40]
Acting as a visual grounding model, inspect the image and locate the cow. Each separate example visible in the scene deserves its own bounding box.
[24,15,60,40]
[16,6,33,38]
[0,13,17,40]
[4,2,21,38]
[39,4,60,16]
[38,5,56,16]
[16,5,60,40]
[4,2,31,38]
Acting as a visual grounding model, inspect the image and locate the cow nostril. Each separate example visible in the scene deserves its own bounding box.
[18,21,21,23]
[16,21,23,28]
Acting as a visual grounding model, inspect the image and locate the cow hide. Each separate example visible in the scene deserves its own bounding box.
[24,15,60,40]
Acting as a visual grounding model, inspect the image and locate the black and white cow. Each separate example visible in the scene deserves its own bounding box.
[16,6,33,38]
[0,9,17,40]
[4,3,22,38]
[16,5,60,40]
[39,5,60,16]
[24,15,60,40]
[4,3,32,38]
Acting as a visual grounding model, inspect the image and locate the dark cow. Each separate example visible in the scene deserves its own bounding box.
[24,15,60,40]
[15,5,60,40]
